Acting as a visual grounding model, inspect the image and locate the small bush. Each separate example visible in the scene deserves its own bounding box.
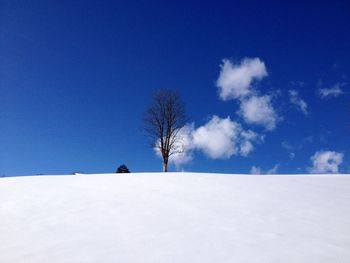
[116,164,130,173]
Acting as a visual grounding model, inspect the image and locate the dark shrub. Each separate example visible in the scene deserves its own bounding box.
[116,164,130,173]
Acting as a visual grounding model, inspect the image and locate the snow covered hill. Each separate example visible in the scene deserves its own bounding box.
[1,173,350,263]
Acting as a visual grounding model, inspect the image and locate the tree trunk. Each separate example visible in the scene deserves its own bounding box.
[163,161,168,172]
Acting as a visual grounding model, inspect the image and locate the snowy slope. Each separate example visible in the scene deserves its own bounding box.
[1,173,350,263]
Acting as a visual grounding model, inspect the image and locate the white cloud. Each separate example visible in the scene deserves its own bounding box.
[309,151,344,174]
[165,116,262,165]
[267,164,280,174]
[250,166,261,175]
[289,90,308,115]
[192,116,262,159]
[216,58,267,100]
[192,116,241,159]
[250,164,279,175]
[240,130,263,156]
[318,83,344,98]
[240,141,254,156]
[239,95,278,130]
[216,57,279,131]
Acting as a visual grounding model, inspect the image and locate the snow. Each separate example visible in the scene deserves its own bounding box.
[1,172,350,263]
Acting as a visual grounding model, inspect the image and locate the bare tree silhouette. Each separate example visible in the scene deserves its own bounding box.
[144,89,187,172]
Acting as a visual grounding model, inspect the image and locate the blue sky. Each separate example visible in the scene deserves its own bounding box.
[1,0,349,175]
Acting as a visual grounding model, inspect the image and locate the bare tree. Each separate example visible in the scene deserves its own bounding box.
[144,89,187,172]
